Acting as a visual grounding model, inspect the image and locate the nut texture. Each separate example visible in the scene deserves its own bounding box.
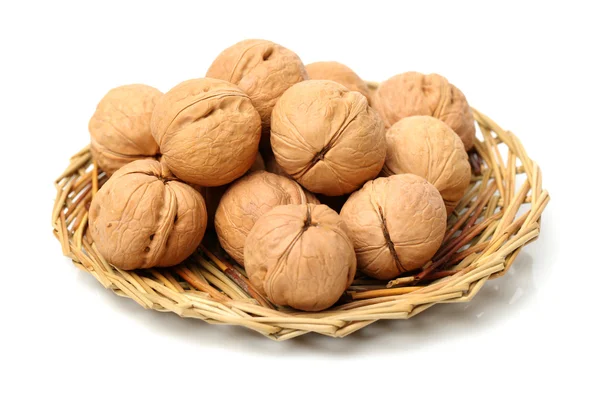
[306,61,371,102]
[206,39,307,145]
[215,171,318,266]
[89,84,162,175]
[89,159,207,270]
[271,80,386,196]
[382,116,471,213]
[374,72,475,150]
[245,204,356,311]
[340,174,446,279]
[151,78,261,186]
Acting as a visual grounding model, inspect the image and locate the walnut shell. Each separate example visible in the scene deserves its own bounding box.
[271,80,386,196]
[214,171,318,266]
[151,78,261,186]
[382,116,471,214]
[340,174,446,280]
[89,84,162,175]
[245,204,356,311]
[306,61,371,102]
[206,39,307,145]
[89,159,207,270]
[374,72,475,150]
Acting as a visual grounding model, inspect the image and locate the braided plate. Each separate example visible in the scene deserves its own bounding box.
[52,108,548,340]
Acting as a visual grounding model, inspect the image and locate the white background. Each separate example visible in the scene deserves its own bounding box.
[1,1,599,399]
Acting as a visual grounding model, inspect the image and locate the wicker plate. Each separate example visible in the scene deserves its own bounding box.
[52,108,549,341]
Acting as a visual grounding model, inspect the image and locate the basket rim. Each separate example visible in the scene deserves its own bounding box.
[51,107,549,341]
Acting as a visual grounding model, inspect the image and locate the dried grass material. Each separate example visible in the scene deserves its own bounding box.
[51,107,548,340]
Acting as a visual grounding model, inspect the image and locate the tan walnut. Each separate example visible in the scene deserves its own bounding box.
[382,116,471,213]
[215,171,318,266]
[340,174,446,280]
[374,72,476,150]
[245,204,356,311]
[89,84,162,175]
[271,80,386,196]
[151,78,261,186]
[89,159,207,270]
[206,39,307,146]
[306,61,371,102]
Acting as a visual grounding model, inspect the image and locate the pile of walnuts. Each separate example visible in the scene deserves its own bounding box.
[88,39,475,312]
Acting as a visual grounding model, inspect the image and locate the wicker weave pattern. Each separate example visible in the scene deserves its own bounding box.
[52,108,549,340]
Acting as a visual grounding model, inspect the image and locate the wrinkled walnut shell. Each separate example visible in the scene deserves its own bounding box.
[340,174,446,280]
[151,78,261,186]
[215,171,319,266]
[89,84,162,175]
[89,159,207,270]
[271,80,386,196]
[306,61,371,103]
[206,39,307,146]
[245,204,356,311]
[382,116,471,213]
[374,72,475,150]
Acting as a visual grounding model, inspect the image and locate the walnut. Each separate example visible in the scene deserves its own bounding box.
[245,204,356,311]
[340,174,446,280]
[89,84,162,175]
[206,39,307,146]
[374,72,475,150]
[271,80,386,196]
[89,159,207,270]
[382,116,471,213]
[306,61,371,102]
[151,78,261,186]
[214,171,318,266]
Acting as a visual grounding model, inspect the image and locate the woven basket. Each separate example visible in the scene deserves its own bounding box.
[52,107,549,341]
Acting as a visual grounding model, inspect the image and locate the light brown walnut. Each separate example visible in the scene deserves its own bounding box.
[271,80,386,196]
[374,72,475,150]
[206,39,307,146]
[245,204,356,311]
[340,174,446,280]
[215,171,319,266]
[382,116,471,213]
[151,78,261,186]
[89,84,162,175]
[89,159,207,270]
[306,61,371,102]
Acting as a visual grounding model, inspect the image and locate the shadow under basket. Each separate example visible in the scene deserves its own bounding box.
[52,108,549,341]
